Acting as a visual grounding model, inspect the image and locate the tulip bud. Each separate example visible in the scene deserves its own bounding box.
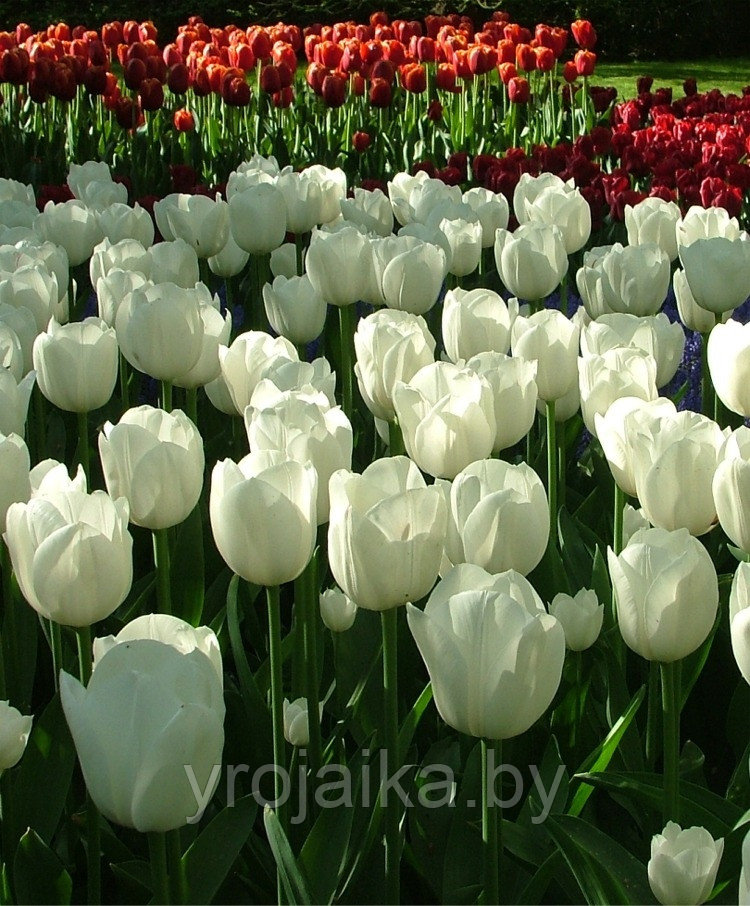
[466,353,538,453]
[729,562,750,685]
[210,452,317,586]
[608,526,718,662]
[4,475,133,627]
[99,406,204,530]
[495,223,568,303]
[328,456,446,611]
[0,701,32,770]
[625,197,681,262]
[61,638,224,831]
[0,370,35,437]
[319,587,357,632]
[229,183,288,255]
[549,589,603,651]
[283,697,313,746]
[442,287,514,363]
[407,565,564,739]
[33,317,118,412]
[439,459,549,576]
[707,321,750,418]
[393,361,496,479]
[511,309,580,403]
[648,822,723,906]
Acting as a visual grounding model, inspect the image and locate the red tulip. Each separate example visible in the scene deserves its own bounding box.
[352,130,371,152]
[173,108,195,132]
[508,76,529,104]
[571,19,597,49]
[574,50,596,77]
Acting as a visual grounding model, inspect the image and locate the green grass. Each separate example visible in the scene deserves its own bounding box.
[595,57,750,101]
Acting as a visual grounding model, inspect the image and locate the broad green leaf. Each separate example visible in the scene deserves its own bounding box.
[398,682,433,756]
[13,693,75,845]
[182,794,258,905]
[574,771,744,838]
[558,507,594,591]
[263,807,312,905]
[299,794,354,904]
[14,829,72,905]
[569,685,645,816]
[545,814,654,905]
[226,575,273,766]
[109,860,152,903]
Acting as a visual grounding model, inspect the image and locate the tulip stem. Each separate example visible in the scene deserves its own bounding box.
[700,331,716,421]
[153,529,172,615]
[338,305,355,423]
[613,484,625,555]
[646,661,661,768]
[661,660,681,823]
[119,354,131,410]
[295,234,305,277]
[266,585,286,824]
[546,400,557,538]
[266,584,286,905]
[301,555,322,794]
[167,829,185,905]
[149,832,171,905]
[186,387,198,427]
[481,738,501,906]
[0,545,15,703]
[77,410,90,486]
[388,420,405,457]
[161,380,173,413]
[76,626,101,906]
[381,608,400,905]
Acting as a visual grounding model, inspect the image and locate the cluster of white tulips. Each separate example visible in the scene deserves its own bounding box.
[2,154,750,905]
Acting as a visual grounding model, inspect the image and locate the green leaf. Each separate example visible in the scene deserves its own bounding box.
[14,829,72,905]
[574,771,744,838]
[13,693,76,844]
[182,795,258,905]
[226,575,273,767]
[170,504,204,626]
[263,807,312,905]
[299,795,354,904]
[398,682,433,756]
[545,814,655,905]
[558,507,594,591]
[515,851,564,905]
[569,685,645,817]
[109,860,152,903]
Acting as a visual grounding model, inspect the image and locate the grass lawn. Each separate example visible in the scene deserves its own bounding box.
[595,57,750,100]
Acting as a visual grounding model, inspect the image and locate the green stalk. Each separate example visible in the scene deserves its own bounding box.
[646,661,661,768]
[613,484,625,556]
[77,626,101,906]
[0,546,15,704]
[161,380,173,413]
[301,556,322,789]
[546,400,557,538]
[185,387,198,427]
[266,585,286,825]
[266,584,286,905]
[388,420,405,457]
[152,529,172,615]
[167,828,185,905]
[295,234,306,277]
[50,620,63,694]
[660,660,681,823]
[381,608,400,905]
[77,410,90,487]
[148,832,170,905]
[119,353,131,411]
[481,738,501,906]
[338,304,355,423]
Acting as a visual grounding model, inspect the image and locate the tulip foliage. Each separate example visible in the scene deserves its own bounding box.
[2,11,750,906]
